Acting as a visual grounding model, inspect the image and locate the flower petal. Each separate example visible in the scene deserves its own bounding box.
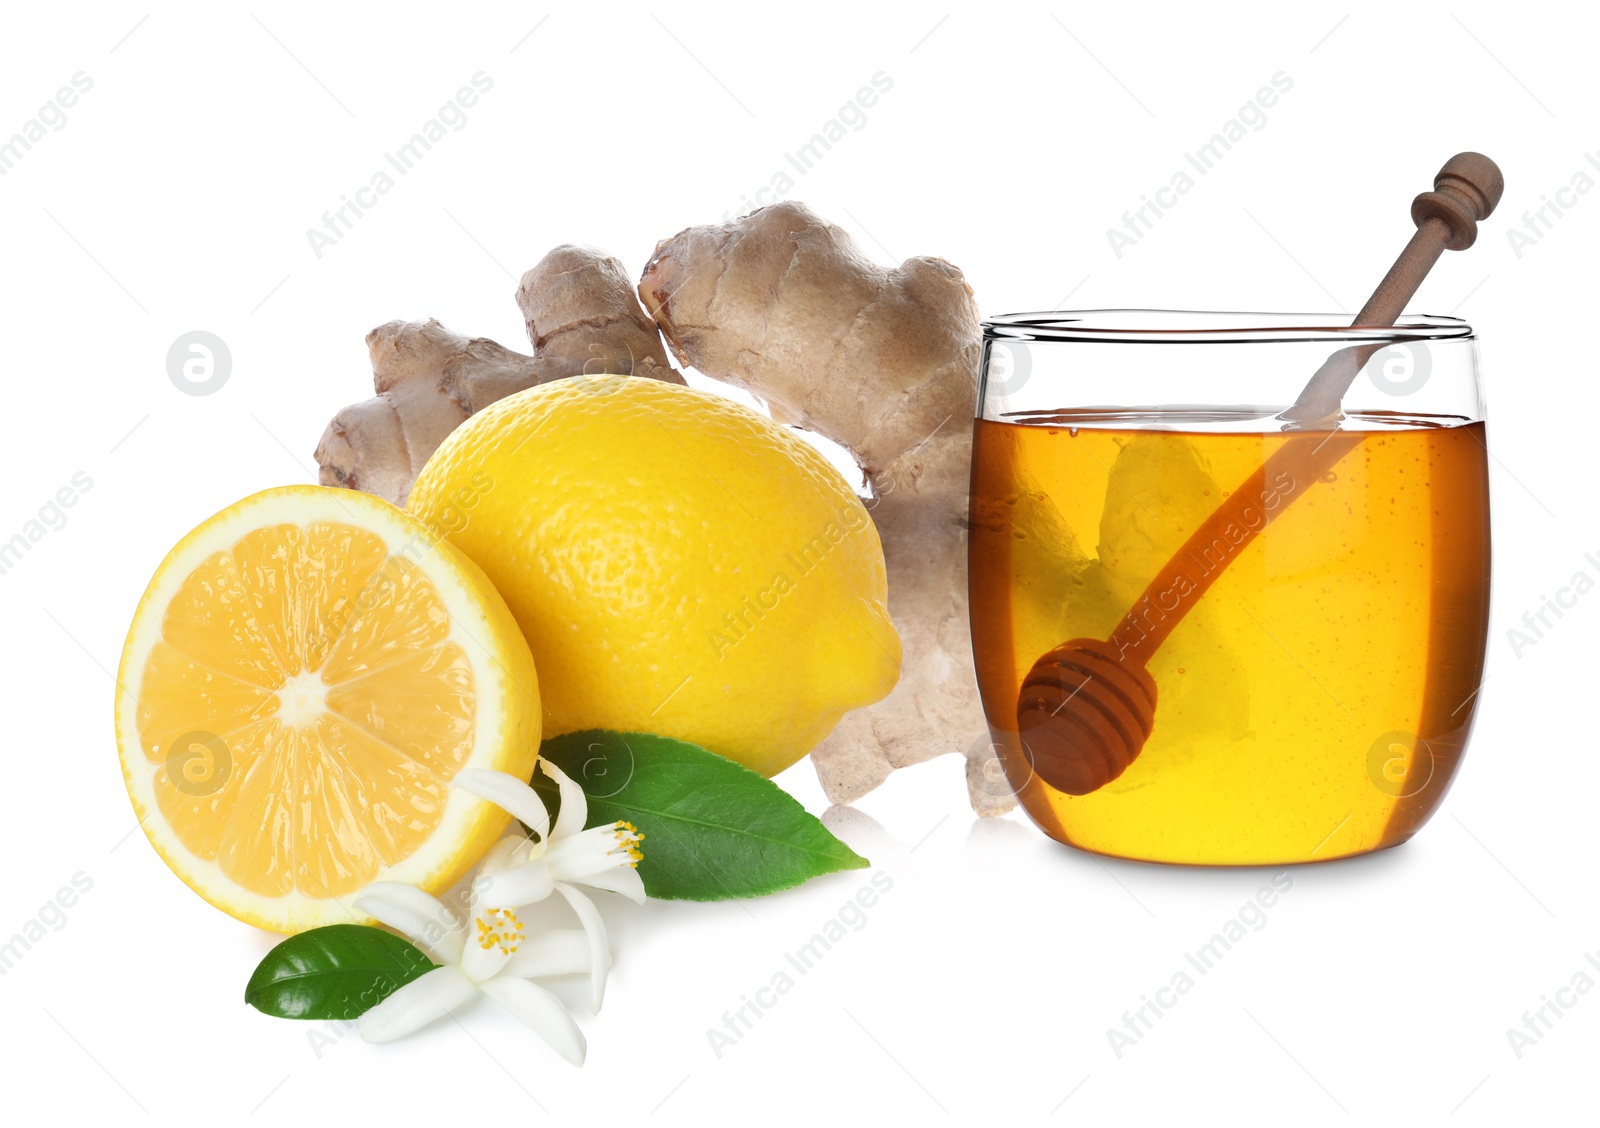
[540,759,588,842]
[454,768,549,840]
[465,836,533,922]
[353,882,465,966]
[477,857,555,908]
[554,881,611,1012]
[479,976,586,1066]
[504,928,592,979]
[572,864,646,905]
[356,965,478,1044]
[477,834,526,879]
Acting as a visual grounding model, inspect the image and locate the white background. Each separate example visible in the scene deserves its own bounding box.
[1,2,1593,1124]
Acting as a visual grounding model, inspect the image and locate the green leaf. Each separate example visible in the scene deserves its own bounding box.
[245,924,436,1020]
[532,730,869,901]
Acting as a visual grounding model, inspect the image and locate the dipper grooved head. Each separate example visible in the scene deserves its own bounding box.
[1016,639,1158,795]
[1412,151,1504,250]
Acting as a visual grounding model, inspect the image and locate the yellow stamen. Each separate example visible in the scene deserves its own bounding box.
[474,907,524,953]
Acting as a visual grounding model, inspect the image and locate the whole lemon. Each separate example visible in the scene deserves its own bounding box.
[407,376,901,777]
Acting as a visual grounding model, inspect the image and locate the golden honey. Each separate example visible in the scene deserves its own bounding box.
[969,411,1491,865]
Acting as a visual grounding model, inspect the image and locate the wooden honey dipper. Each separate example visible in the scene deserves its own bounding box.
[1015,152,1504,796]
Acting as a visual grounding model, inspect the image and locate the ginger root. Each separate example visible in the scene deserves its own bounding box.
[317,214,1008,816]
[639,202,1011,816]
[316,245,681,505]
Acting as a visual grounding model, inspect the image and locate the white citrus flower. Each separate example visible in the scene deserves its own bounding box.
[352,854,589,1062]
[454,760,645,1009]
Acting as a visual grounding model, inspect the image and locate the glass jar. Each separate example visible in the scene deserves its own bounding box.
[968,311,1490,865]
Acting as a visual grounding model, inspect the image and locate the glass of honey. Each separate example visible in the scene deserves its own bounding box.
[969,311,1490,865]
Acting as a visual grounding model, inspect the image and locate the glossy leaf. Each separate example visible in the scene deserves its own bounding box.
[533,730,868,901]
[245,924,436,1020]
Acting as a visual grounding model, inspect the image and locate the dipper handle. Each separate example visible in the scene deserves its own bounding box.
[1282,152,1504,422]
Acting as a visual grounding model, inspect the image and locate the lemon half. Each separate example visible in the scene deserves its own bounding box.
[115,486,540,933]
